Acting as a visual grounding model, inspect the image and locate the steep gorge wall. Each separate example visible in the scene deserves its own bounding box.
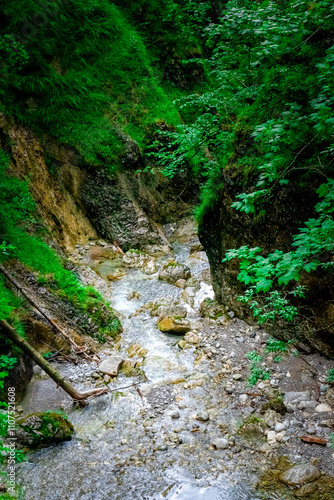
[0,115,198,254]
[199,171,334,357]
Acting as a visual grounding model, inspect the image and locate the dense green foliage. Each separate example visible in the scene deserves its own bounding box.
[150,0,334,323]
[0,0,184,166]
[1,0,333,327]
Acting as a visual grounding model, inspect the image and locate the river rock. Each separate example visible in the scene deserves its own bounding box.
[175,279,187,289]
[284,391,311,405]
[294,483,318,497]
[184,331,200,345]
[196,411,210,422]
[315,403,332,412]
[199,298,229,321]
[263,410,278,427]
[119,359,138,376]
[128,344,147,358]
[212,438,229,449]
[98,355,124,377]
[16,412,74,449]
[274,422,286,432]
[157,304,187,321]
[267,431,276,445]
[123,250,157,275]
[182,287,196,307]
[89,245,121,261]
[158,263,191,284]
[157,317,192,334]
[279,464,321,486]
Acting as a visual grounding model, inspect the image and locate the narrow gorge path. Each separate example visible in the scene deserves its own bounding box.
[17,223,334,500]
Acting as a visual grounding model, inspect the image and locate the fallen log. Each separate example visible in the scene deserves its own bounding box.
[0,320,108,405]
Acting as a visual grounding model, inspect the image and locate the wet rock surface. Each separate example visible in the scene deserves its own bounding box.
[158,263,191,285]
[279,464,321,486]
[16,412,74,449]
[16,223,334,500]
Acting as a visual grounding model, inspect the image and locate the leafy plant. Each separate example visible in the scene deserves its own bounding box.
[245,351,271,386]
[265,338,295,355]
[327,369,334,384]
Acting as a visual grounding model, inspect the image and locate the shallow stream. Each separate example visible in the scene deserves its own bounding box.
[17,242,274,500]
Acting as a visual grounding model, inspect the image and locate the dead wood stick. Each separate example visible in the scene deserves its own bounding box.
[0,320,108,404]
[0,264,91,359]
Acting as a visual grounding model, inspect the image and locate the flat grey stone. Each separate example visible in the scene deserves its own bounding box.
[98,356,124,377]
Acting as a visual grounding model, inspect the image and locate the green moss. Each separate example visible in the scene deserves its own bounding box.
[163,262,179,268]
[261,396,287,416]
[17,411,74,449]
[1,1,182,168]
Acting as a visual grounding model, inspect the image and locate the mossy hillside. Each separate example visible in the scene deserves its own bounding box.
[0,150,121,341]
[1,0,181,167]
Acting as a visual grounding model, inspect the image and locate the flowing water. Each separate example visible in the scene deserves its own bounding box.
[17,242,269,500]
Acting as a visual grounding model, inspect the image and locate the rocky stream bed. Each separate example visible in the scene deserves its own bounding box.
[15,220,334,500]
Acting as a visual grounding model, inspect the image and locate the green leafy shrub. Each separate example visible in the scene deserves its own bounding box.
[245,351,271,386]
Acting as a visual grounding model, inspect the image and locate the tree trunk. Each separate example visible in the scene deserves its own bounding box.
[0,320,108,404]
[0,264,92,359]
[210,0,222,22]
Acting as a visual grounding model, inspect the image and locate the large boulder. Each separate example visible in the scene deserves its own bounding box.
[279,464,321,486]
[158,263,191,285]
[16,412,74,449]
[199,298,229,321]
[123,250,157,275]
[157,317,192,334]
[156,305,187,321]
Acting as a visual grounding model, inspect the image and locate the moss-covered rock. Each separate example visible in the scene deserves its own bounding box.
[261,396,287,416]
[199,298,229,321]
[16,412,74,449]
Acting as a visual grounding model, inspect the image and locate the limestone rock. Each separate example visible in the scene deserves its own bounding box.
[128,344,147,358]
[98,355,124,377]
[157,317,192,334]
[279,464,321,486]
[123,250,157,275]
[315,403,332,412]
[189,239,203,253]
[16,412,74,449]
[184,331,200,345]
[212,438,229,449]
[182,287,196,307]
[196,411,209,422]
[158,263,191,285]
[267,430,276,445]
[199,298,229,321]
[199,268,212,285]
[157,304,187,322]
[263,409,278,428]
[175,279,187,289]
